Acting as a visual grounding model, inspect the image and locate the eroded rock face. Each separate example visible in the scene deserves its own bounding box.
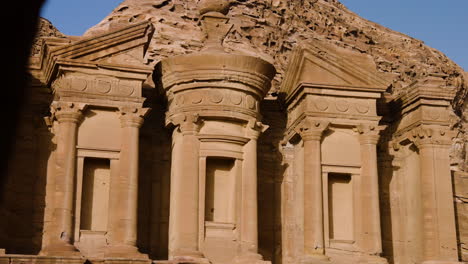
[85,0,466,107]
[31,18,66,56]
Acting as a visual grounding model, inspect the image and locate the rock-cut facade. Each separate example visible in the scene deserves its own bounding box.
[0,1,466,264]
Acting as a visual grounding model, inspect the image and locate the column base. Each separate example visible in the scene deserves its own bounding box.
[420,261,463,264]
[40,241,82,257]
[300,253,330,264]
[170,248,209,263]
[233,253,271,264]
[356,255,388,264]
[170,256,210,264]
[103,258,151,264]
[0,254,85,264]
[104,245,149,260]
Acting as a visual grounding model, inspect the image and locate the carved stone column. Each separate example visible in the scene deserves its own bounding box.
[167,114,206,262]
[410,127,459,263]
[43,102,84,256]
[237,120,268,262]
[356,125,385,257]
[105,107,149,259]
[296,120,329,263]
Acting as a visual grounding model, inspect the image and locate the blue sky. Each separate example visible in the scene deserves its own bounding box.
[40,0,467,70]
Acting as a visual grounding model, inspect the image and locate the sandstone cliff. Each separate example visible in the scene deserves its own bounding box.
[84,0,466,111]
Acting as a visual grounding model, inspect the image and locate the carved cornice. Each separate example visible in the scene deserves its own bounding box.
[119,107,150,128]
[390,74,456,114]
[198,135,250,146]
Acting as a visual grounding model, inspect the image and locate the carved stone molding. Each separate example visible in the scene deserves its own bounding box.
[119,107,150,128]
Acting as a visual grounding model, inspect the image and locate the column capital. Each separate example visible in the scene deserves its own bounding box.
[409,126,454,149]
[51,101,86,124]
[119,107,151,128]
[295,119,329,141]
[355,124,385,145]
[167,113,203,134]
[245,119,269,140]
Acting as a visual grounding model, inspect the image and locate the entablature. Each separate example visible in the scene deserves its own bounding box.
[390,74,456,136]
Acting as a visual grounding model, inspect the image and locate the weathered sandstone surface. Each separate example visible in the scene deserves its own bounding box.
[2,1,464,263]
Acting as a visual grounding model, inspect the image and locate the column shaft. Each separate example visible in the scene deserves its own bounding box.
[303,137,325,256]
[106,109,147,259]
[169,130,203,258]
[359,138,383,254]
[241,137,259,254]
[45,108,82,255]
[118,124,140,246]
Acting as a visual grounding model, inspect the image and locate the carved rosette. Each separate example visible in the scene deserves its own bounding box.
[51,73,139,97]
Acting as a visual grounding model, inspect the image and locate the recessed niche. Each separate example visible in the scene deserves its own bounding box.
[205,157,236,223]
[328,173,353,241]
[80,158,111,231]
